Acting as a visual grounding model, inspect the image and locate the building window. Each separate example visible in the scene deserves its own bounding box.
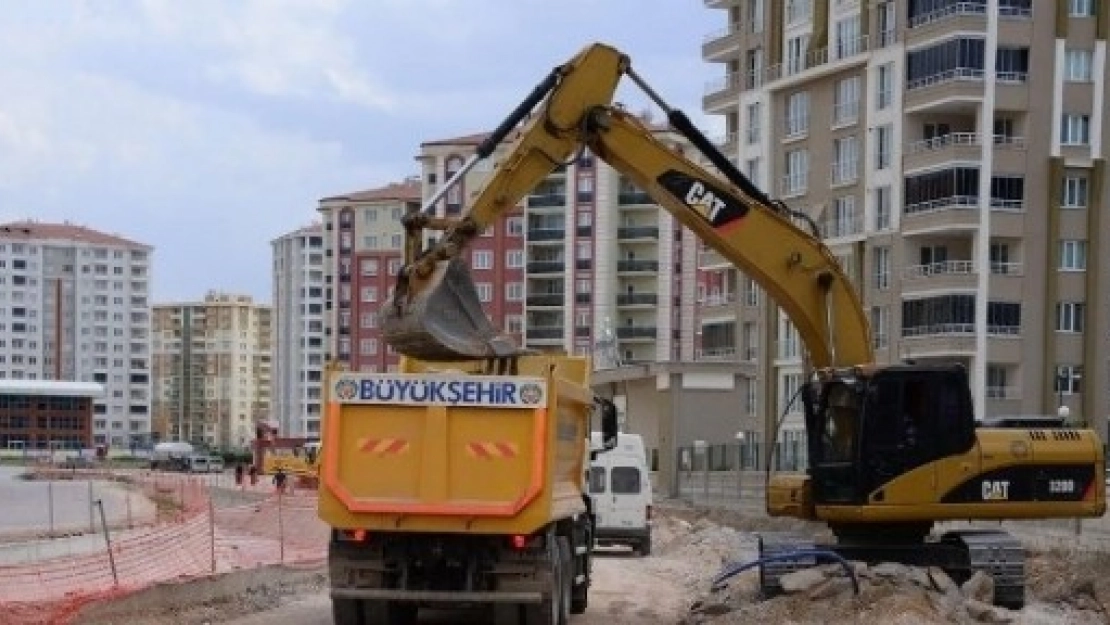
[877,63,893,109]
[505,315,524,335]
[1055,365,1083,395]
[745,102,762,144]
[834,15,861,59]
[786,0,812,26]
[783,149,808,196]
[359,339,378,355]
[1061,114,1091,145]
[829,195,857,237]
[906,38,985,90]
[747,0,764,33]
[360,313,376,329]
[870,306,889,348]
[786,33,810,74]
[784,91,809,137]
[507,217,524,236]
[507,283,523,301]
[360,259,378,276]
[831,136,858,185]
[874,125,892,170]
[476,283,493,302]
[1059,240,1087,271]
[1055,302,1085,333]
[360,286,377,303]
[1062,175,1089,208]
[506,250,524,268]
[1065,49,1093,82]
[1069,0,1094,17]
[872,246,890,290]
[833,77,859,126]
[874,186,892,231]
[472,250,493,270]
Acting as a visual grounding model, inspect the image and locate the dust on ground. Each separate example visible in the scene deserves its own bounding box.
[66,501,1110,624]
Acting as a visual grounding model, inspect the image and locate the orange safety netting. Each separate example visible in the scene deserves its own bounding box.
[0,472,328,625]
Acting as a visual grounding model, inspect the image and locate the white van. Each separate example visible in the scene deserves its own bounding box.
[587,432,653,556]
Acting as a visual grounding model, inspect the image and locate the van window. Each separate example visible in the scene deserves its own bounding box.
[589,467,606,493]
[611,467,641,494]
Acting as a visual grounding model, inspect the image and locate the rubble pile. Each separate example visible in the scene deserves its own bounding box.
[647,507,1110,625]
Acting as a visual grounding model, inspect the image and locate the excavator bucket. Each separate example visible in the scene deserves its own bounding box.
[379,258,533,362]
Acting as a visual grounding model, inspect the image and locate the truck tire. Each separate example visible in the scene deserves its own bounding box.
[362,600,417,625]
[639,535,652,557]
[523,539,563,625]
[556,537,573,624]
[570,543,589,614]
[332,597,362,625]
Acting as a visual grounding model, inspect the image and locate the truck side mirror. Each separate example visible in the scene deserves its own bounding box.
[600,400,618,451]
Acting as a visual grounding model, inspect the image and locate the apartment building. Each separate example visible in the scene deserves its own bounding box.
[701,0,1110,444]
[152,292,272,449]
[415,126,701,365]
[271,223,326,438]
[317,178,421,372]
[0,220,153,449]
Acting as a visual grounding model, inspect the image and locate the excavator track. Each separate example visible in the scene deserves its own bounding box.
[756,529,1026,609]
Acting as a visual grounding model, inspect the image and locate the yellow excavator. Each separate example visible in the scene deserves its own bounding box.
[379,42,1105,608]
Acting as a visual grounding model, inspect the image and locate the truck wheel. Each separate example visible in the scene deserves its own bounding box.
[570,548,589,614]
[362,600,417,625]
[331,597,363,625]
[556,537,573,624]
[639,535,652,557]
[524,539,562,625]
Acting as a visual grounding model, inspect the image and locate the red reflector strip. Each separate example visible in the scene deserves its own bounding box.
[511,535,527,550]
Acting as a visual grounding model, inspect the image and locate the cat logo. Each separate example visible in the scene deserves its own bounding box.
[982,480,1010,501]
[657,170,749,229]
[684,181,729,223]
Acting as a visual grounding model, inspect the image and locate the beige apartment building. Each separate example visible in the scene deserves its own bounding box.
[151,292,272,449]
[700,0,1110,444]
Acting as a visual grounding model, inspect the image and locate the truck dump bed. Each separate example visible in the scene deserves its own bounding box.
[317,355,594,536]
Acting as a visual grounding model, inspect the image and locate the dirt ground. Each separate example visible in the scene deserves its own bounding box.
[73,502,1110,625]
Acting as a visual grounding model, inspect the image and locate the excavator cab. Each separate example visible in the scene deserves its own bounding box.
[806,364,977,508]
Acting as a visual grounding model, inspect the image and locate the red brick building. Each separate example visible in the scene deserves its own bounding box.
[0,380,104,451]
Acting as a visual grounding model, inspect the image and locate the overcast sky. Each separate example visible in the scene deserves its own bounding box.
[0,1,721,303]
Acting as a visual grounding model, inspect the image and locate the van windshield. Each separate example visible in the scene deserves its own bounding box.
[611,467,641,494]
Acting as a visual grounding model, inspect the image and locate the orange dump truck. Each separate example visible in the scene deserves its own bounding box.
[318,354,618,625]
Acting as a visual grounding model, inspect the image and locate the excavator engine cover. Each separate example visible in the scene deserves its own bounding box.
[379,258,532,361]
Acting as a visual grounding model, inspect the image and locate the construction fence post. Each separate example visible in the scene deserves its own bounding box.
[208,484,216,574]
[47,479,55,537]
[96,499,119,587]
[278,490,285,564]
[88,480,95,533]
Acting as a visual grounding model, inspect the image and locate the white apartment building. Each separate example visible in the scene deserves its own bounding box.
[0,220,153,449]
[270,223,326,438]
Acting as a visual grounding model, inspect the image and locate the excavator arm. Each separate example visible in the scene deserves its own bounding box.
[381,41,872,370]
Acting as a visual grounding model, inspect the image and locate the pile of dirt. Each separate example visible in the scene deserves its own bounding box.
[650,508,1110,625]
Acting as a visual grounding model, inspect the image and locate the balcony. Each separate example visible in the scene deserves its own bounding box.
[904,69,985,114]
[902,260,977,291]
[907,2,986,39]
[763,35,870,89]
[527,228,566,242]
[702,24,742,62]
[618,190,655,206]
[821,215,864,240]
[617,226,660,240]
[617,293,658,307]
[615,326,657,340]
[703,72,742,113]
[527,261,564,274]
[527,326,563,340]
[617,260,659,273]
[695,347,738,362]
[901,196,981,233]
[526,293,564,307]
[527,194,566,209]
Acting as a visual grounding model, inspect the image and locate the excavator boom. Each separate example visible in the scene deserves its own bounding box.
[380,42,872,370]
